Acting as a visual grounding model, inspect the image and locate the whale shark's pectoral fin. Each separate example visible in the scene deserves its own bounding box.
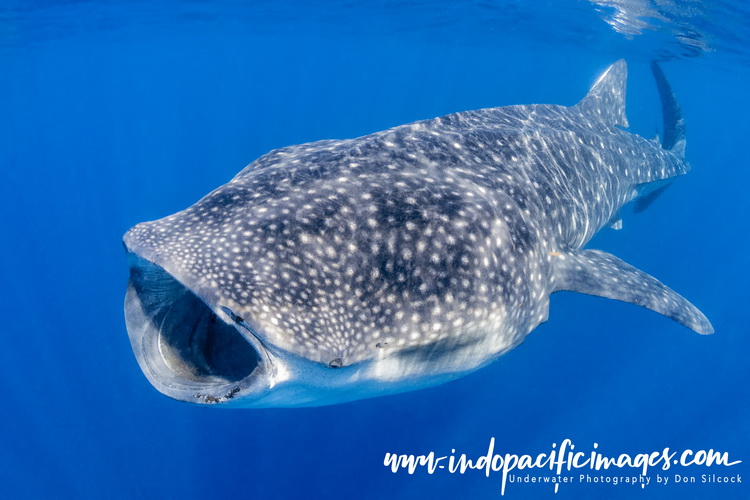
[550,249,713,334]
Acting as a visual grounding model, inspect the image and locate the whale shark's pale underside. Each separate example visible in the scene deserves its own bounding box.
[123,60,711,407]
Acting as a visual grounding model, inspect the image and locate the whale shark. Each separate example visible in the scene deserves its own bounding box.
[123,60,712,407]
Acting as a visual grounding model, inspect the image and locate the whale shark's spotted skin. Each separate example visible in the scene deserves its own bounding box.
[124,61,712,407]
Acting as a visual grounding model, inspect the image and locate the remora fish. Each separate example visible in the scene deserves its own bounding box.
[123,60,712,407]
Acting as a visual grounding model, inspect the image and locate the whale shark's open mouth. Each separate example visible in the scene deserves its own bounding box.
[124,255,267,403]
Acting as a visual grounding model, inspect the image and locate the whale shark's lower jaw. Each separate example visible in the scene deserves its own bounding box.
[124,255,269,405]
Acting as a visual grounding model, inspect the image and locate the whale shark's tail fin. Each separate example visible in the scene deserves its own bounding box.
[651,61,685,158]
[651,61,686,159]
[633,62,687,213]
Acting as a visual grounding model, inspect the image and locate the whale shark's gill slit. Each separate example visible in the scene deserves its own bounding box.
[127,257,260,385]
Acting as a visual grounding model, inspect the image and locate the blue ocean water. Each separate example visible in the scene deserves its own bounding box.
[0,1,748,498]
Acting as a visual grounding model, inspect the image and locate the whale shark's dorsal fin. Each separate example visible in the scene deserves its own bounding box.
[575,59,629,128]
